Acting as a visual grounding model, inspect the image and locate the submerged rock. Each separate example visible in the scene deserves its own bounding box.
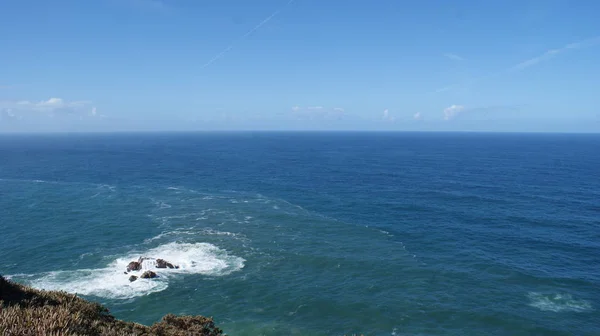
[129,275,138,282]
[140,271,157,279]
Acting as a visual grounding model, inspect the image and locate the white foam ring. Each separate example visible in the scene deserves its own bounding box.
[143,228,247,244]
[528,292,593,312]
[143,230,197,243]
[28,242,245,300]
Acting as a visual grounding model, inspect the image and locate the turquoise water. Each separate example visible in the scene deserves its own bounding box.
[1,132,598,335]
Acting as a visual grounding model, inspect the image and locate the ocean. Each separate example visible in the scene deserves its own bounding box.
[1,132,598,335]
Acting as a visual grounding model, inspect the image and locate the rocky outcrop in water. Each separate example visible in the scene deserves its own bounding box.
[140,271,157,279]
[129,275,138,282]
[126,261,142,272]
[156,259,179,269]
[126,257,179,274]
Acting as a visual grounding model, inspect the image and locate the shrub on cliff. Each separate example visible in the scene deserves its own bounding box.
[0,275,223,336]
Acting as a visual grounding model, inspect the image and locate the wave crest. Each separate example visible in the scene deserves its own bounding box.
[528,292,593,312]
[25,242,245,300]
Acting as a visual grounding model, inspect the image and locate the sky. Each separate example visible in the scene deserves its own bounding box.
[1,0,599,132]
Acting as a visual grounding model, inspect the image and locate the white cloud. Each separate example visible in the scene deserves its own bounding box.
[413,112,422,120]
[333,107,345,112]
[382,109,396,122]
[0,97,96,120]
[1,108,20,120]
[441,104,521,121]
[8,97,91,111]
[37,97,64,107]
[307,106,324,110]
[443,105,465,120]
[444,53,464,61]
[291,106,300,111]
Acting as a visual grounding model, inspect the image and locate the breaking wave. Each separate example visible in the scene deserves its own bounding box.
[23,242,245,300]
[528,292,593,312]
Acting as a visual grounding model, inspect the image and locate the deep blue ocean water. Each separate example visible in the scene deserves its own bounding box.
[1,132,599,336]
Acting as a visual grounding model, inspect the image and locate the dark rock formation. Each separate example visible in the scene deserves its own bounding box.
[140,271,157,279]
[156,259,178,269]
[129,275,138,282]
[127,257,179,273]
[127,261,142,272]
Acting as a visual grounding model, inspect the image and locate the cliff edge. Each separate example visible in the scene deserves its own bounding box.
[0,275,224,336]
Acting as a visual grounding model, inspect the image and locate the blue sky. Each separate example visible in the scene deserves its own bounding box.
[1,0,599,132]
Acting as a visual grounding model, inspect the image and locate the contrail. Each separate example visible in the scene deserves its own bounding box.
[200,0,295,70]
[509,35,600,72]
[432,35,600,94]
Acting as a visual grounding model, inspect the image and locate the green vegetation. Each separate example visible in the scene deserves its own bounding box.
[0,275,223,336]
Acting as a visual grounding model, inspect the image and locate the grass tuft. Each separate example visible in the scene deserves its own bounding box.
[0,275,223,336]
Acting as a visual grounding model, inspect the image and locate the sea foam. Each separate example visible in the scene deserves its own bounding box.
[27,242,245,300]
[527,292,593,312]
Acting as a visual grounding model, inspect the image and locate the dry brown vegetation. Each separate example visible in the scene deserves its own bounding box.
[0,275,224,336]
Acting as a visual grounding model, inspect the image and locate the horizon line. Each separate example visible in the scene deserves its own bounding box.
[1,130,599,136]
